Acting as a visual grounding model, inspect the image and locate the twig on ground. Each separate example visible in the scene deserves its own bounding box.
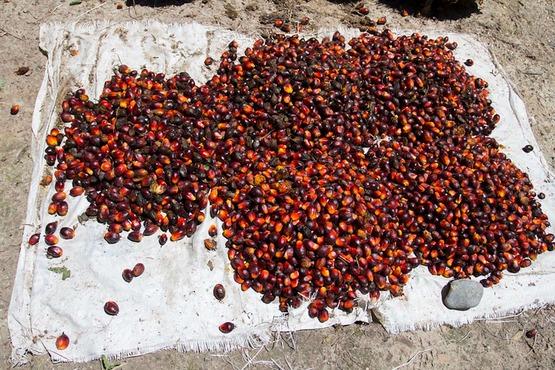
[453,330,472,344]
[240,345,266,370]
[480,324,509,341]
[75,2,108,22]
[287,331,297,351]
[271,358,286,370]
[479,310,526,322]
[220,355,240,370]
[533,304,547,316]
[391,347,434,370]
[0,27,24,41]
[49,3,64,15]
[284,357,294,370]
[483,320,519,324]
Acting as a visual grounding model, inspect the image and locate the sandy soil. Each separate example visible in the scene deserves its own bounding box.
[1,0,554,368]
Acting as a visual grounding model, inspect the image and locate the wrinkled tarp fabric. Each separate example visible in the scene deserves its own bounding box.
[8,21,555,365]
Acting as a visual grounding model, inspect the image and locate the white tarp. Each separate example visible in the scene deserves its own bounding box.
[8,21,555,365]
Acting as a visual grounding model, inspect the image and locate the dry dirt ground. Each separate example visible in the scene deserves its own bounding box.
[1,0,555,369]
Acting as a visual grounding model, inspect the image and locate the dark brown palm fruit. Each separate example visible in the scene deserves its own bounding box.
[45,221,58,235]
[60,227,75,239]
[213,284,225,300]
[122,269,134,282]
[104,301,119,315]
[47,246,63,258]
[523,145,534,153]
[526,328,537,338]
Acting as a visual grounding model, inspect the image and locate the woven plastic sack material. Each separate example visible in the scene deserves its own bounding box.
[9,21,555,364]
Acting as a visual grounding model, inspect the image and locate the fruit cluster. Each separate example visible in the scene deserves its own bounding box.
[39,29,553,322]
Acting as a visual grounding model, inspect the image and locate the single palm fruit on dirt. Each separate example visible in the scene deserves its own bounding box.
[204,239,217,251]
[55,333,70,350]
[15,66,29,75]
[104,301,119,316]
[132,263,145,277]
[10,104,20,115]
[218,322,235,333]
[213,284,226,300]
[158,234,168,246]
[526,328,538,338]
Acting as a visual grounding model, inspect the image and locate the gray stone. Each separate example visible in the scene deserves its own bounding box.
[442,279,484,311]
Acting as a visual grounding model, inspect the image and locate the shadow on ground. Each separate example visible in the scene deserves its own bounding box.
[379,0,480,20]
[125,0,193,7]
